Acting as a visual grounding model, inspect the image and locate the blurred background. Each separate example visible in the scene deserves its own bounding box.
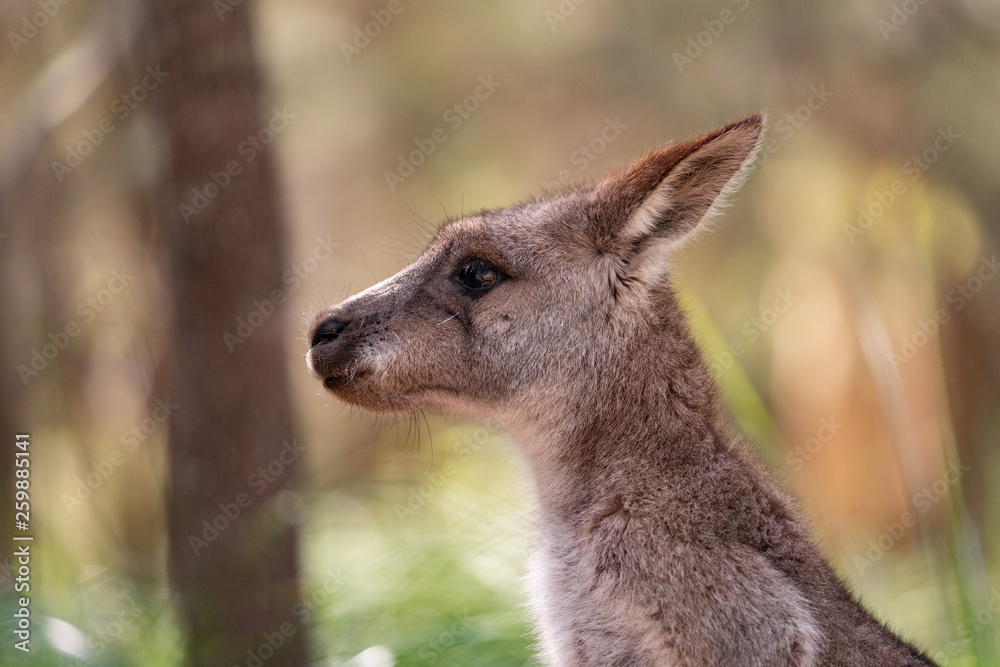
[1,0,999,664]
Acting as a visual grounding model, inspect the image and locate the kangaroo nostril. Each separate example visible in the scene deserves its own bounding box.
[311,318,349,348]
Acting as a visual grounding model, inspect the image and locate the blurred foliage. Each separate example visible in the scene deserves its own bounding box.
[2,0,999,664]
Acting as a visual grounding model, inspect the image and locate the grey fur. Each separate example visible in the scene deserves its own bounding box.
[308,115,935,666]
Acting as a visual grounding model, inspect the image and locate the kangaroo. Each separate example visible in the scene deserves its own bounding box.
[307,114,935,666]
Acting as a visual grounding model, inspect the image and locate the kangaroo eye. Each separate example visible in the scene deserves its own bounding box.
[456,259,500,291]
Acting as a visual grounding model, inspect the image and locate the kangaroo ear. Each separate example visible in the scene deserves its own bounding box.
[588,114,765,256]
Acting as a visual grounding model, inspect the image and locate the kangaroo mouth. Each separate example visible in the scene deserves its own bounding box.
[322,369,371,391]
[307,342,371,391]
[308,343,421,411]
[317,365,418,412]
[323,375,346,390]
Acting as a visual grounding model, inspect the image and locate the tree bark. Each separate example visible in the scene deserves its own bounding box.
[148,1,306,664]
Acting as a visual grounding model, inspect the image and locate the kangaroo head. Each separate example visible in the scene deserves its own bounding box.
[308,115,764,430]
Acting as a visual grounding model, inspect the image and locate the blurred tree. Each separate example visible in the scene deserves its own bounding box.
[148,0,306,664]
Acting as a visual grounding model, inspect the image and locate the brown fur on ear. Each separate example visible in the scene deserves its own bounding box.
[587,113,765,256]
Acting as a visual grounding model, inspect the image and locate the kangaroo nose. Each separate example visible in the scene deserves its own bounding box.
[311,317,349,348]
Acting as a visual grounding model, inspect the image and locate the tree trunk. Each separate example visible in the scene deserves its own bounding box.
[148,1,306,664]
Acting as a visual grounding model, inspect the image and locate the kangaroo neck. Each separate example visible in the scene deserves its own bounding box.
[511,348,725,528]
